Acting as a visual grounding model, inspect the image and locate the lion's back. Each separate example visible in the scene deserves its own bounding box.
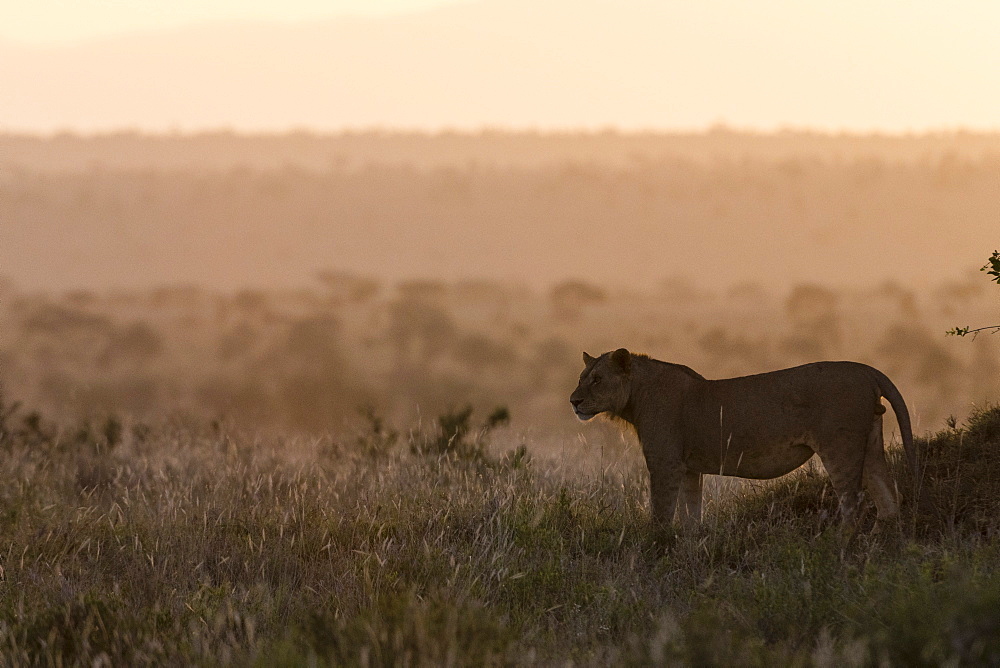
[678,361,887,476]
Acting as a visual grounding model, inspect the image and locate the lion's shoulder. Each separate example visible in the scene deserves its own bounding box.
[634,354,706,381]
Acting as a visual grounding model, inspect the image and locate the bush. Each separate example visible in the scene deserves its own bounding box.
[410,405,510,462]
[905,404,1000,536]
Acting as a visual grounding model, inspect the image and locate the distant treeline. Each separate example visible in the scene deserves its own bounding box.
[3,129,1000,172]
[0,276,996,435]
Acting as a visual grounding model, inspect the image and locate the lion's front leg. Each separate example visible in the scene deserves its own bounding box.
[643,448,685,527]
[677,471,703,525]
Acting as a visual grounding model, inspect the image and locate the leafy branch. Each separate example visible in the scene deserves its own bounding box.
[986,249,1000,283]
[949,250,1000,337]
[947,325,1000,338]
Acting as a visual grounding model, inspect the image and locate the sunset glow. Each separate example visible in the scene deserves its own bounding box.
[2,0,998,133]
[3,3,1000,660]
[1,0,466,45]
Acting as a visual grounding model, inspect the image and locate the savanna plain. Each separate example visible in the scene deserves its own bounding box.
[2,131,1000,665]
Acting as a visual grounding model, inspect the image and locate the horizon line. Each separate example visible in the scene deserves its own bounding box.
[5,123,1000,140]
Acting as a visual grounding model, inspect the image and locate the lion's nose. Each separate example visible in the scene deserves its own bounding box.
[570,398,583,408]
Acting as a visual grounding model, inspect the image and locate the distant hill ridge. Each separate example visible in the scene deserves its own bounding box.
[1,132,996,292]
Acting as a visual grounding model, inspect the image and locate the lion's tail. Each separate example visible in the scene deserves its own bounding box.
[872,368,922,498]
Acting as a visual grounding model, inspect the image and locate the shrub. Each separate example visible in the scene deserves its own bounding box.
[410,405,510,462]
[354,406,399,458]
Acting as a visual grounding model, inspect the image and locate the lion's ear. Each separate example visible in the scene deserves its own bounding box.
[611,348,631,372]
[583,352,596,365]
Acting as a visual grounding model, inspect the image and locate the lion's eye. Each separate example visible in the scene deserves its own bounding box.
[592,375,602,385]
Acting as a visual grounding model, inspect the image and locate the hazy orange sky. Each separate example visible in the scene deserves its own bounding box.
[2,0,461,44]
[2,0,999,133]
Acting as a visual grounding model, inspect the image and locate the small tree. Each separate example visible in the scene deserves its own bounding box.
[948,250,1000,337]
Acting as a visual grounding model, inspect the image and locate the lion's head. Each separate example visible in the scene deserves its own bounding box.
[569,348,632,420]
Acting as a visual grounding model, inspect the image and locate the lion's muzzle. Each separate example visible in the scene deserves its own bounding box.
[570,398,596,421]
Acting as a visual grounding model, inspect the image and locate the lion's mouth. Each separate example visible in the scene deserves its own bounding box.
[574,409,597,421]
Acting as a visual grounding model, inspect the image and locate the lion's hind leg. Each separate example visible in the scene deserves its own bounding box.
[817,429,866,523]
[862,411,899,522]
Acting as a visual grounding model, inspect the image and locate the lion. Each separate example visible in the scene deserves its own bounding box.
[570,349,918,526]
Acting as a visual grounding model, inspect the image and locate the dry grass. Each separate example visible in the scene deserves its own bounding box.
[1,401,1000,665]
